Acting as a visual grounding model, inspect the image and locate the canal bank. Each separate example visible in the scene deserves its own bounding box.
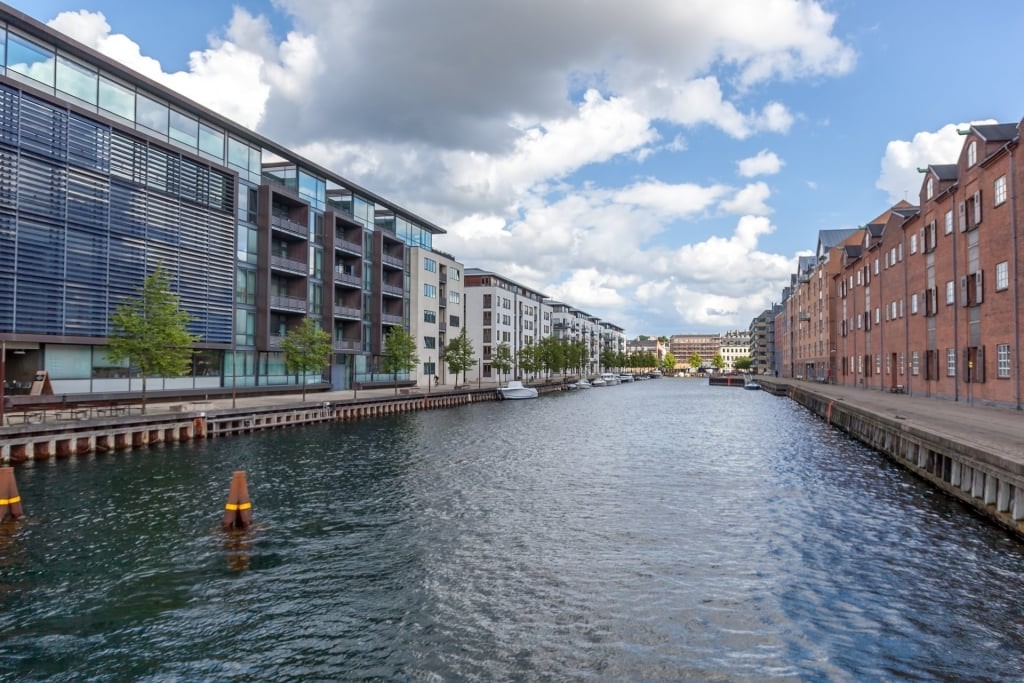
[0,379,570,463]
[758,378,1024,539]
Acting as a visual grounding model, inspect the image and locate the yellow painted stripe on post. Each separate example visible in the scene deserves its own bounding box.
[224,502,252,511]
[0,496,20,505]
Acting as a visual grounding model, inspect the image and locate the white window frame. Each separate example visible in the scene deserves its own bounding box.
[995,175,1007,206]
[945,281,955,305]
[997,343,1011,378]
[944,210,953,235]
[996,261,1009,291]
[947,348,957,377]
[910,234,918,254]
[911,293,918,315]
[968,140,977,167]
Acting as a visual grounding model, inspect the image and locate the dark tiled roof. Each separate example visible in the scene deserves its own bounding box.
[973,123,1018,142]
[843,245,862,259]
[930,164,958,181]
[892,205,920,219]
[866,223,885,238]
[818,228,860,249]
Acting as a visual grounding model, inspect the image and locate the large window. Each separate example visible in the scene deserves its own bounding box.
[995,175,1007,206]
[423,283,437,298]
[423,257,437,272]
[423,336,436,349]
[996,261,1009,291]
[946,348,956,377]
[423,310,436,323]
[136,93,168,135]
[98,76,135,120]
[169,109,199,149]
[945,281,955,305]
[199,123,224,161]
[56,55,97,104]
[236,268,256,306]
[449,291,461,304]
[997,344,1011,378]
[7,33,54,87]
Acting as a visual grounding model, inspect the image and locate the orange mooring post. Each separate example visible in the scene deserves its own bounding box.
[222,470,253,530]
[0,466,24,521]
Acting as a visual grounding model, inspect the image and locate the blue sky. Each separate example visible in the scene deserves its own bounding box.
[25,0,1024,337]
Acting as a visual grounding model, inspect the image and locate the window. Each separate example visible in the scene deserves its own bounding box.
[910,233,918,254]
[136,93,169,135]
[911,351,919,376]
[169,109,199,149]
[483,294,492,308]
[962,271,984,306]
[997,344,1011,378]
[423,283,436,298]
[199,123,225,160]
[423,310,436,324]
[875,307,880,324]
[945,348,956,377]
[967,140,977,167]
[450,269,461,281]
[874,259,879,275]
[99,76,135,120]
[995,175,1007,206]
[423,336,436,349]
[996,261,1009,291]
[449,291,461,304]
[899,353,905,376]
[927,177,934,199]
[449,315,460,328]
[56,55,97,104]
[944,210,953,235]
[7,33,54,87]
[423,257,437,273]
[945,281,955,305]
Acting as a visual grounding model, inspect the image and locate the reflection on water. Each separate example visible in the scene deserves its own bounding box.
[1,380,1024,681]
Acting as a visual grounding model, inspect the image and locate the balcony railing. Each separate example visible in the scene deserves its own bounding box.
[271,255,308,275]
[381,283,403,297]
[335,236,362,255]
[381,313,403,325]
[270,295,306,312]
[381,253,404,269]
[271,214,307,239]
[439,322,447,332]
[333,268,361,287]
[333,305,361,319]
[333,338,361,351]
[269,334,284,347]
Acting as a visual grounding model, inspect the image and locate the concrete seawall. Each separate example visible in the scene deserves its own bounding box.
[762,379,1024,539]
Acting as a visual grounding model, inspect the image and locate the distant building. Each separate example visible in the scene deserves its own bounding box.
[719,330,751,371]
[670,334,722,372]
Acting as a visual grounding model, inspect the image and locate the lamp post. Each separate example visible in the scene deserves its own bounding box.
[427,356,432,395]
[0,339,6,427]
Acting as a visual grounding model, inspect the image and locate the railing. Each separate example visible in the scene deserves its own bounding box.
[334,236,362,254]
[271,255,308,274]
[381,283,404,297]
[381,313,403,325]
[333,338,361,351]
[333,269,361,287]
[381,253,403,269]
[439,322,447,332]
[333,305,360,319]
[271,214,307,239]
[269,334,284,348]
[270,295,306,312]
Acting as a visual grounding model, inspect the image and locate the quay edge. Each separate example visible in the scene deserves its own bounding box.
[761,379,1024,540]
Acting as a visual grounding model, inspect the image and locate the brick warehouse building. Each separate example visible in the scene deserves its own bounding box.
[0,3,449,399]
[778,122,1023,409]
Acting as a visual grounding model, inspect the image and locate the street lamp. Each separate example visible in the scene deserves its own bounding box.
[427,356,432,395]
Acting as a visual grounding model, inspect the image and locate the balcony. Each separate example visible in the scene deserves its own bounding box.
[381,313,403,325]
[335,236,362,255]
[270,295,306,312]
[333,305,361,320]
[438,298,447,309]
[271,255,307,275]
[333,338,361,352]
[269,334,284,348]
[271,214,307,239]
[333,267,361,287]
[439,322,447,332]
[381,283,403,297]
[381,253,403,269]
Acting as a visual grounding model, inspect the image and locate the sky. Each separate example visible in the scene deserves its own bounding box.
[24,0,1024,337]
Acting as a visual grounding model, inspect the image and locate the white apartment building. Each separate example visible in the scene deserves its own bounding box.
[463,268,550,384]
[409,248,464,389]
[720,329,752,371]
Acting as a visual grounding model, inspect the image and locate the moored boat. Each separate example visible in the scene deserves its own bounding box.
[497,380,539,400]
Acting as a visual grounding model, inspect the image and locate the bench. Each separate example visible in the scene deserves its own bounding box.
[890,385,905,394]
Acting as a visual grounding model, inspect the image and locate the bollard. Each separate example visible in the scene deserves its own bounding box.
[221,470,253,530]
[0,466,24,521]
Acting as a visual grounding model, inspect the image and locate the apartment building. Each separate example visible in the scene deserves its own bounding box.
[719,330,752,371]
[773,120,1022,409]
[0,4,445,398]
[409,248,464,389]
[463,268,549,383]
[670,334,722,371]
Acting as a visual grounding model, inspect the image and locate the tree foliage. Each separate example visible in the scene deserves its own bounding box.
[381,326,419,394]
[442,328,476,388]
[734,356,753,371]
[107,267,198,414]
[280,317,333,400]
[689,352,703,371]
[662,351,676,373]
[492,342,513,381]
[712,353,725,370]
[517,342,542,379]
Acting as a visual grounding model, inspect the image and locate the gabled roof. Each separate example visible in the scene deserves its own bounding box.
[972,123,1018,143]
[891,204,919,220]
[818,228,860,250]
[842,244,862,261]
[929,164,958,181]
[866,223,885,238]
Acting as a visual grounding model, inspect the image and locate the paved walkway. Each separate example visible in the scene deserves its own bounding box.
[763,379,1024,466]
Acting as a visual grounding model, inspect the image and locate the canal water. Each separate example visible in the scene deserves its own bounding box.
[2,380,1024,681]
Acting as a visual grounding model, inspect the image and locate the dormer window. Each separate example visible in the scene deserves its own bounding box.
[926,177,934,199]
[968,140,977,167]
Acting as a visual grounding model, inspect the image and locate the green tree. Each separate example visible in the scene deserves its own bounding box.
[662,351,676,374]
[442,328,476,389]
[492,342,513,382]
[517,342,542,380]
[734,356,753,372]
[599,348,618,372]
[280,317,333,401]
[381,326,419,394]
[712,353,725,372]
[689,352,703,372]
[107,267,199,414]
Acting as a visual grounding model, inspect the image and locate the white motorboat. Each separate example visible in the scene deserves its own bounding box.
[575,378,592,389]
[590,376,607,387]
[600,372,621,385]
[497,380,539,400]
[619,374,634,383]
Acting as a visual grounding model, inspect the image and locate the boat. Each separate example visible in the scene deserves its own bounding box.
[590,376,607,387]
[497,380,538,400]
[743,374,761,390]
[575,378,592,389]
[600,372,621,386]
[619,374,634,383]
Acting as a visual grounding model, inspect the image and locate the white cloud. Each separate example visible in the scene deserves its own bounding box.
[876,120,997,203]
[738,149,784,177]
[720,182,773,215]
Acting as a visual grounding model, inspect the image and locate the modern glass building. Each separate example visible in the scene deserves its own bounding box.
[0,3,445,398]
